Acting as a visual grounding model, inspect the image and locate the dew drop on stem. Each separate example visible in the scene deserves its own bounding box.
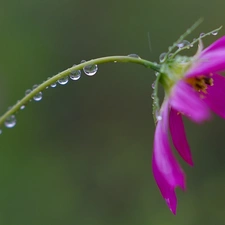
[51,82,57,88]
[159,53,166,63]
[32,84,39,90]
[5,115,16,128]
[58,76,69,85]
[70,65,81,81]
[33,92,43,101]
[83,64,98,76]
[156,110,162,121]
[151,93,155,99]
[176,40,190,49]
[25,89,32,96]
[152,81,155,89]
[211,31,218,36]
[127,53,140,58]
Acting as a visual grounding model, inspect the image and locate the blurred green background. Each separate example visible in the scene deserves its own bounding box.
[0,0,224,224]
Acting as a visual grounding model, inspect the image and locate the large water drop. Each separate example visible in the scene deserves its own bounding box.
[177,40,190,49]
[51,82,57,88]
[70,66,81,81]
[83,64,98,76]
[33,92,43,101]
[58,76,69,85]
[5,115,16,128]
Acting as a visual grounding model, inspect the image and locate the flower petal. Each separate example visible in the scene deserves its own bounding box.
[203,73,225,119]
[202,36,225,54]
[186,36,225,77]
[169,107,193,166]
[170,81,211,122]
[186,50,225,77]
[153,101,185,214]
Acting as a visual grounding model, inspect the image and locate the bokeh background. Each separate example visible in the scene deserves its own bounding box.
[0,0,224,224]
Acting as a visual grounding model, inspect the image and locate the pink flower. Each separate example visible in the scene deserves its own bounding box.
[153,36,225,214]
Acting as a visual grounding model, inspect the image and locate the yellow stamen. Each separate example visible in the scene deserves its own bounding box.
[186,75,214,94]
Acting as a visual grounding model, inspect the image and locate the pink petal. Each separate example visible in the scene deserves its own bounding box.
[186,50,225,77]
[203,73,225,119]
[152,101,185,214]
[169,107,193,166]
[170,81,211,123]
[186,36,225,78]
[202,36,225,54]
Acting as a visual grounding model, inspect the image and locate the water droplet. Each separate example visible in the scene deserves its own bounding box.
[20,105,25,110]
[152,82,155,89]
[211,31,218,36]
[70,66,81,81]
[176,40,190,49]
[127,53,140,58]
[155,72,159,77]
[58,76,69,85]
[18,100,25,110]
[200,33,205,37]
[157,115,162,121]
[83,64,98,76]
[70,72,81,80]
[5,115,16,128]
[25,89,32,96]
[165,198,173,213]
[46,86,49,89]
[159,52,166,63]
[156,110,162,121]
[51,82,57,88]
[32,84,39,90]
[114,61,117,63]
[81,60,86,63]
[33,92,43,101]
[151,93,155,99]
[0,129,2,135]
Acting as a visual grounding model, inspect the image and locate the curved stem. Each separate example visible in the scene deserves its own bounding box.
[0,55,160,127]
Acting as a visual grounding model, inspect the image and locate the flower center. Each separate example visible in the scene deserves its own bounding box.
[185,75,214,94]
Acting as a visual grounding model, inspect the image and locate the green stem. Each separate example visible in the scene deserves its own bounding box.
[0,55,160,127]
[164,18,204,61]
[152,72,161,124]
[171,25,223,58]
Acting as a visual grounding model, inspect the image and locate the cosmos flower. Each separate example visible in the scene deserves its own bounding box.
[153,36,225,214]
